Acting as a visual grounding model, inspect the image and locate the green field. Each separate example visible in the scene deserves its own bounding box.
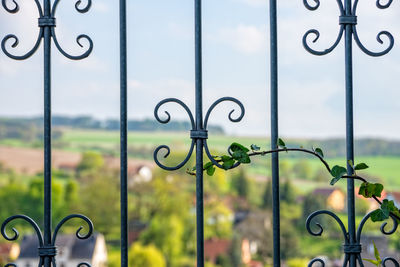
[2,129,400,190]
[58,130,400,189]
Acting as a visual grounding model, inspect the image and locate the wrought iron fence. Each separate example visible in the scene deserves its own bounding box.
[0,0,398,267]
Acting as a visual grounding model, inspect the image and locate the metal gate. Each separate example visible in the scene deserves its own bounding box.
[0,0,397,266]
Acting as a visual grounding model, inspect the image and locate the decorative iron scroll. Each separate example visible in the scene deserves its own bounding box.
[1,214,93,267]
[1,0,93,60]
[1,1,94,266]
[303,1,396,266]
[153,97,245,171]
[306,210,399,266]
[303,0,394,57]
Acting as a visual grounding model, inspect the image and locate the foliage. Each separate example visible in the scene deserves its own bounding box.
[363,241,381,267]
[129,243,166,267]
[286,258,310,267]
[199,138,400,224]
[79,167,120,236]
[77,151,104,174]
[205,201,233,239]
[140,215,184,266]
[292,160,312,180]
[261,180,272,209]
[230,168,249,199]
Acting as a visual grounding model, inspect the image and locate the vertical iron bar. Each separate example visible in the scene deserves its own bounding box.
[269,0,280,266]
[195,0,204,266]
[43,0,52,266]
[119,0,128,266]
[344,1,356,266]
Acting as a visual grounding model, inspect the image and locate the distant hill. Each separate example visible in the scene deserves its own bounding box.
[0,116,225,135]
[1,116,400,157]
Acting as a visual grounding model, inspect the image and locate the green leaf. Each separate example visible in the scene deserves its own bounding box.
[359,182,384,198]
[278,138,286,149]
[203,162,215,176]
[370,208,390,222]
[250,144,260,151]
[204,162,213,169]
[230,142,250,153]
[363,259,380,267]
[373,241,381,262]
[206,166,216,176]
[330,165,347,185]
[348,160,354,169]
[221,157,235,170]
[315,148,324,158]
[232,150,251,164]
[355,163,369,171]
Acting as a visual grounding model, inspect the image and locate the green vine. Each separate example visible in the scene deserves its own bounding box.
[188,138,400,223]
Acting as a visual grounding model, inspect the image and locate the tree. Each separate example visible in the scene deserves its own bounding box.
[79,168,119,236]
[129,243,166,267]
[281,180,296,204]
[228,234,243,267]
[279,160,291,179]
[205,201,233,239]
[313,167,331,182]
[64,179,80,211]
[231,169,249,199]
[76,151,104,175]
[140,215,184,266]
[292,160,312,180]
[25,178,65,225]
[262,180,272,209]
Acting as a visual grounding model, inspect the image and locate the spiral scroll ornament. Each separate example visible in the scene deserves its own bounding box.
[1,0,93,60]
[306,209,399,266]
[1,214,93,267]
[153,97,245,171]
[303,0,394,57]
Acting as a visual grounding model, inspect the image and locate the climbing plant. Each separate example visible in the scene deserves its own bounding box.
[188,138,400,223]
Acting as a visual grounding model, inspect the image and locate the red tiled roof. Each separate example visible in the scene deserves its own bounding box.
[204,239,231,263]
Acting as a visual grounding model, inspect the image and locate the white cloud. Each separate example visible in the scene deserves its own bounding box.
[93,2,110,13]
[214,25,267,54]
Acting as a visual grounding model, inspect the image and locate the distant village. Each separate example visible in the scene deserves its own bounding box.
[0,145,400,267]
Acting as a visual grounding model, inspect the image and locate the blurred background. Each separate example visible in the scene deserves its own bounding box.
[1,0,400,266]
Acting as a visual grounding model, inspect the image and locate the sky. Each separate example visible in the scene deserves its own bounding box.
[0,0,400,139]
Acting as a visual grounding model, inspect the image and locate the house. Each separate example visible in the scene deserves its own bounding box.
[355,188,387,212]
[204,238,259,266]
[312,188,345,211]
[13,234,107,267]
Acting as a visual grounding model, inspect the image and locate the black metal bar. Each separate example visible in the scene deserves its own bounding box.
[1,1,94,266]
[119,0,128,266]
[269,0,280,265]
[43,0,52,266]
[194,0,204,266]
[303,0,396,265]
[344,1,356,267]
